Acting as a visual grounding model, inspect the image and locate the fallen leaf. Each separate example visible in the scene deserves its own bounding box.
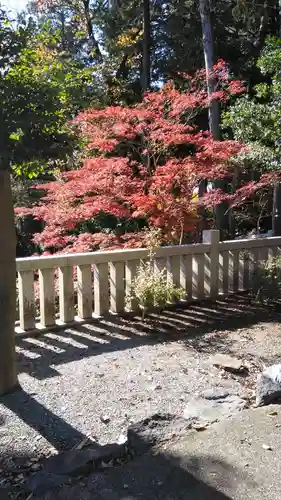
[268,410,279,416]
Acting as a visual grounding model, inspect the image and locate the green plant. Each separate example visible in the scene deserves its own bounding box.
[130,253,186,319]
[252,255,281,304]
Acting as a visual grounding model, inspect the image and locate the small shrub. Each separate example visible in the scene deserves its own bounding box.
[130,253,186,318]
[252,255,281,304]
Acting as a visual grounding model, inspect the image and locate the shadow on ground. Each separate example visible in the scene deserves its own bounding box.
[15,295,281,380]
[2,389,86,450]
[0,389,249,499]
[41,451,245,500]
[0,449,244,500]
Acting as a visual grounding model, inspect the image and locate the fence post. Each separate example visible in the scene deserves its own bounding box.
[203,229,220,298]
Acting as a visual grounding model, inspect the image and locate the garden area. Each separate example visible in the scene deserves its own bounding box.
[3,0,281,498]
[2,296,281,497]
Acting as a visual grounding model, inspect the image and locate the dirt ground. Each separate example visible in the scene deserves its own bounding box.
[1,295,281,497]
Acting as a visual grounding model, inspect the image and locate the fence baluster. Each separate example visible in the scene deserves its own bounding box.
[59,266,74,323]
[222,251,229,294]
[125,260,138,312]
[94,263,109,316]
[39,269,55,327]
[110,262,125,313]
[18,270,35,330]
[232,251,239,292]
[77,264,93,320]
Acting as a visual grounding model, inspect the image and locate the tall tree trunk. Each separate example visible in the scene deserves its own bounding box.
[272,1,281,235]
[199,0,219,139]
[142,0,151,92]
[272,183,281,235]
[268,0,280,37]
[0,169,18,395]
[82,0,103,61]
[199,0,229,237]
[60,10,67,51]
[255,0,280,51]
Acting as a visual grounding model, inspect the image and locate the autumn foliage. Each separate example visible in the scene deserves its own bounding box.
[17,61,255,253]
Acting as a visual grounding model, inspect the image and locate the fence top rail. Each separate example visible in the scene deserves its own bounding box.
[16,234,281,272]
[16,242,212,272]
[219,235,281,251]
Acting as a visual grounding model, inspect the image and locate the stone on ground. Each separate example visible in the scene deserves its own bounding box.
[256,364,281,406]
[183,387,246,425]
[210,353,244,373]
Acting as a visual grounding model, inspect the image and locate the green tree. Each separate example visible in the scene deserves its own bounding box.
[0,6,99,394]
[21,0,280,107]
[223,36,281,235]
[2,16,100,176]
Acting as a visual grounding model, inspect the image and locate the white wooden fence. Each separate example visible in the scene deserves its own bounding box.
[15,230,281,334]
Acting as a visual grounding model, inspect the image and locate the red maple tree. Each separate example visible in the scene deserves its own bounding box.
[17,61,250,253]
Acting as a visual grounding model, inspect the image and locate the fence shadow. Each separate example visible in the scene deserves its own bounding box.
[2,389,87,451]
[15,294,281,380]
[0,388,90,498]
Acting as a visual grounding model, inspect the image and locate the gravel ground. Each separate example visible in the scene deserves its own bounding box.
[1,296,281,492]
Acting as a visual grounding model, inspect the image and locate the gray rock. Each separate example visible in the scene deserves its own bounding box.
[183,390,246,425]
[201,388,229,400]
[127,414,191,453]
[256,364,281,406]
[210,354,243,373]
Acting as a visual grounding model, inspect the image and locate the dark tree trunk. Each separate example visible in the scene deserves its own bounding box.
[142,0,151,92]
[272,182,281,235]
[272,0,281,235]
[83,0,103,61]
[59,10,67,51]
[0,169,19,395]
[255,0,280,51]
[199,0,229,237]
[199,0,219,139]
[268,0,280,37]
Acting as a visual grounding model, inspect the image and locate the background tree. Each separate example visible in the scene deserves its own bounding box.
[16,67,245,253]
[199,0,230,235]
[223,36,281,235]
[0,5,98,394]
[2,0,281,394]
[142,0,151,91]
